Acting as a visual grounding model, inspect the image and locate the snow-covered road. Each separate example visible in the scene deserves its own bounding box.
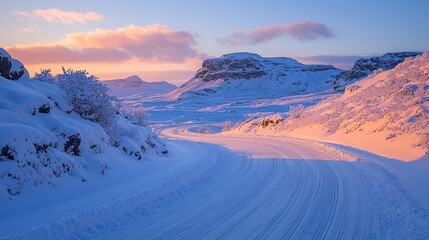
[86,127,429,239]
[3,126,428,239]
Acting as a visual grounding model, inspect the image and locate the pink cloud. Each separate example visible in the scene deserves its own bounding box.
[11,8,104,24]
[62,24,200,62]
[7,45,129,64]
[6,24,204,64]
[220,21,335,46]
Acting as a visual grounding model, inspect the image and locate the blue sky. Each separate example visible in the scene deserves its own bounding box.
[1,0,428,83]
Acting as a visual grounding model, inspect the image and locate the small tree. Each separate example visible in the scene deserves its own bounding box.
[33,69,55,83]
[55,69,121,136]
[132,107,148,126]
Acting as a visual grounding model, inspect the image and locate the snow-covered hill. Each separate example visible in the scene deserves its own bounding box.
[231,51,429,161]
[333,52,422,91]
[167,52,341,101]
[104,75,176,98]
[0,50,167,197]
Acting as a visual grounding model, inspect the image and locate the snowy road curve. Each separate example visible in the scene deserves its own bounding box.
[7,126,425,240]
[68,126,428,240]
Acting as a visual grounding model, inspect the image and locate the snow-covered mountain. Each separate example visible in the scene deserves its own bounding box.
[333,52,422,91]
[0,48,29,80]
[231,51,429,161]
[104,75,176,98]
[0,50,167,196]
[167,52,341,101]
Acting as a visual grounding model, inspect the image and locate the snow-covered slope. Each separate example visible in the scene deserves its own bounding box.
[231,51,429,161]
[333,52,422,91]
[167,52,341,101]
[0,47,29,80]
[104,75,176,98]
[0,51,167,197]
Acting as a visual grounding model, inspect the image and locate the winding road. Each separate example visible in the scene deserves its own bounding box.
[81,126,428,239]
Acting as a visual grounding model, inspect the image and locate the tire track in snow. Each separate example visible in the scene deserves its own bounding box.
[72,127,429,239]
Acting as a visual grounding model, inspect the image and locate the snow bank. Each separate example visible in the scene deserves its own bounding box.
[0,77,107,196]
[0,59,167,197]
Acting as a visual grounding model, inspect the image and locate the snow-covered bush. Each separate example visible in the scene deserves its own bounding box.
[55,69,121,136]
[35,69,121,137]
[289,104,305,119]
[131,107,148,126]
[114,114,168,159]
[222,121,233,132]
[33,69,55,83]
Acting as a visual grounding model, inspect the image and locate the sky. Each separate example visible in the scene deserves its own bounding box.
[1,0,428,85]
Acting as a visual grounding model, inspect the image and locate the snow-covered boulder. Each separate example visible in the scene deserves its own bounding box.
[0,48,29,80]
[333,52,422,91]
[115,113,167,160]
[167,52,341,101]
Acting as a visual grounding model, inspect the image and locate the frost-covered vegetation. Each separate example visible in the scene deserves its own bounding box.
[284,52,428,143]
[35,69,121,137]
[0,53,167,197]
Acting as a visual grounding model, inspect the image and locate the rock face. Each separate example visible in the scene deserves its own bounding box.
[0,48,29,80]
[168,52,341,101]
[195,54,267,82]
[333,52,422,91]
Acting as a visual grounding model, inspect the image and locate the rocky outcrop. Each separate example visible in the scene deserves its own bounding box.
[168,52,341,100]
[195,55,267,82]
[333,52,422,91]
[0,48,29,81]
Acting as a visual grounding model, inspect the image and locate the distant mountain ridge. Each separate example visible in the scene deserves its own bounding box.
[104,75,177,98]
[168,52,341,101]
[333,51,422,91]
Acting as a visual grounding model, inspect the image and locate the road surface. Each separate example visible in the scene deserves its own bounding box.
[81,126,428,239]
